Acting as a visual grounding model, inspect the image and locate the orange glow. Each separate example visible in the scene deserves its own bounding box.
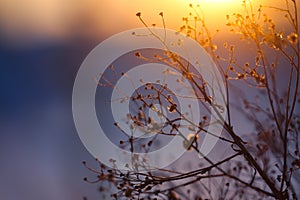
[0,0,290,43]
[185,0,246,3]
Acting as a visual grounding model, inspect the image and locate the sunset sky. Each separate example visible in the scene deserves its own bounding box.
[0,0,288,45]
[0,0,298,199]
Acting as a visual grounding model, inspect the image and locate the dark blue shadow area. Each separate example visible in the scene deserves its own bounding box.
[0,39,104,200]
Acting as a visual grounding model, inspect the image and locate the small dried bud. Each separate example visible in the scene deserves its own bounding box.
[135,52,141,57]
[237,73,246,79]
[168,104,177,113]
[287,32,298,44]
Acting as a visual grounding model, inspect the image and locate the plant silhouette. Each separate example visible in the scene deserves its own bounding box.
[83,0,299,199]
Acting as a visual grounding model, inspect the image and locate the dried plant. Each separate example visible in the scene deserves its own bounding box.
[83,0,299,199]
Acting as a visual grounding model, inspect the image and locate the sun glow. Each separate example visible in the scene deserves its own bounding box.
[0,0,279,43]
[185,0,249,4]
[173,0,247,29]
[183,0,249,8]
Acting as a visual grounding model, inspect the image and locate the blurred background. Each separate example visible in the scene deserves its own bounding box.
[0,0,289,199]
[0,1,192,199]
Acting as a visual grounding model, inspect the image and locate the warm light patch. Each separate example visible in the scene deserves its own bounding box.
[0,0,281,43]
[172,0,247,31]
[182,0,251,9]
[185,0,249,3]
